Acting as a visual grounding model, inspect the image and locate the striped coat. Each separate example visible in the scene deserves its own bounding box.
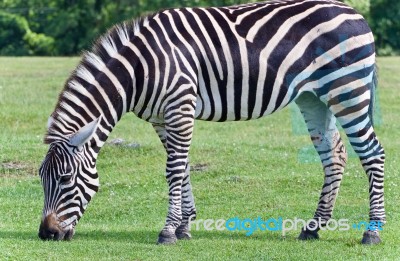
[39,0,385,245]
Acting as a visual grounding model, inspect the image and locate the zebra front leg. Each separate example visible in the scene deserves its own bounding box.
[157,105,195,244]
[153,123,196,241]
[175,161,197,240]
[295,93,347,240]
[157,154,186,244]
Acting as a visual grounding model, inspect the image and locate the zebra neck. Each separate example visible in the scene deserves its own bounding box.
[45,20,153,147]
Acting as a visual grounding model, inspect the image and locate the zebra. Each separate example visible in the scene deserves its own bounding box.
[38,0,385,245]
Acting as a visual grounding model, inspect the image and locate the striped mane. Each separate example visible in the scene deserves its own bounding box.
[44,17,147,144]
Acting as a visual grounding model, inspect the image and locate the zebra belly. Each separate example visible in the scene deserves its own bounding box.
[193,85,292,122]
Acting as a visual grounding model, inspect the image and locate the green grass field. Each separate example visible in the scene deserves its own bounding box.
[0,57,399,260]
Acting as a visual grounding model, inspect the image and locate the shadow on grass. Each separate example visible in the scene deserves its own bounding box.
[193,230,371,246]
[0,230,40,241]
[74,229,305,244]
[0,229,293,243]
[0,228,363,246]
[0,229,156,244]
[74,229,160,244]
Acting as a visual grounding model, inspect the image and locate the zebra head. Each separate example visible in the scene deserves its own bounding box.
[38,118,100,240]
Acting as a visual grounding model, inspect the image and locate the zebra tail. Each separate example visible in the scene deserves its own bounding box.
[369,65,378,127]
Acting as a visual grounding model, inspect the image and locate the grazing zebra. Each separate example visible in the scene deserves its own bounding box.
[38,0,385,245]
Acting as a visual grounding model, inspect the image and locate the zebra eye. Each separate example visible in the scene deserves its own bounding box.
[59,174,72,184]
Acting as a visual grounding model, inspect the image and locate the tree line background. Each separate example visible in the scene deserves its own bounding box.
[0,0,398,56]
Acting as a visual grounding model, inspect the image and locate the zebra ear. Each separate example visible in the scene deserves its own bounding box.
[69,117,101,150]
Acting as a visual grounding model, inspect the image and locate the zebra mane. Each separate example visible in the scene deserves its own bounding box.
[44,16,147,144]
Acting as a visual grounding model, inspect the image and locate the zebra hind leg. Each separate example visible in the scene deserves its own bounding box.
[330,93,385,245]
[295,92,347,241]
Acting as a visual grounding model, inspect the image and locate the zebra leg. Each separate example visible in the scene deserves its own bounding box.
[155,106,195,244]
[152,123,197,241]
[330,98,385,245]
[175,161,197,240]
[295,92,347,241]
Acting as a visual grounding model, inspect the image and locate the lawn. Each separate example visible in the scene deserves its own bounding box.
[0,56,399,260]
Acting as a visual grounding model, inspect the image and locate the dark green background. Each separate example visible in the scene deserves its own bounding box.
[0,0,398,56]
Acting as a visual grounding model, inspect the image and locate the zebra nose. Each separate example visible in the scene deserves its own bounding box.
[38,213,64,240]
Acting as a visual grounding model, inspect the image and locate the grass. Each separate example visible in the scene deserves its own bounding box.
[0,56,399,260]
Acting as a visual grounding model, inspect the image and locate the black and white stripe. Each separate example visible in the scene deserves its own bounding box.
[39,0,385,244]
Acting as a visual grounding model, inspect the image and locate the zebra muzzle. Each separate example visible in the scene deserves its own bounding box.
[38,213,75,241]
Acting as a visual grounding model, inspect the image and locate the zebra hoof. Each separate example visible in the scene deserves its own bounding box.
[157,229,177,245]
[175,224,192,240]
[361,230,381,245]
[298,229,319,241]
